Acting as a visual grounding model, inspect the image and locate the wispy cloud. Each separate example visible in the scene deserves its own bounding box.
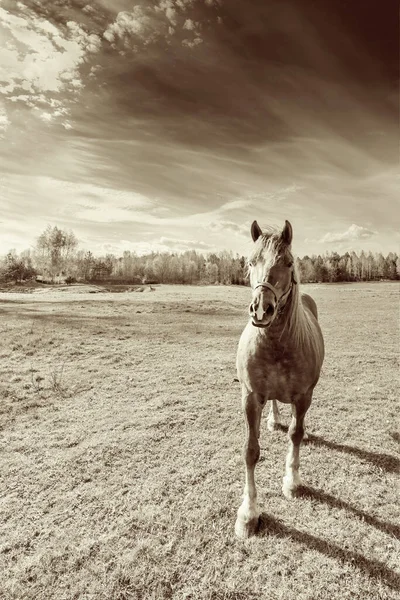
[159,236,214,251]
[318,224,378,244]
[99,236,213,256]
[219,199,251,211]
[0,105,10,136]
[76,190,253,226]
[208,220,248,236]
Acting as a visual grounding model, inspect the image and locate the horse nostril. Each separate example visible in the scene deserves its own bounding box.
[266,303,274,317]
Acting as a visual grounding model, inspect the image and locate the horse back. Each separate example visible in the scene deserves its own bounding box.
[301,293,318,320]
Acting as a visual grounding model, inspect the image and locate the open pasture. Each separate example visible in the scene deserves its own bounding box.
[0,283,399,600]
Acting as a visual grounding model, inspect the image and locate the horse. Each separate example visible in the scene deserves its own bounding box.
[235,219,324,538]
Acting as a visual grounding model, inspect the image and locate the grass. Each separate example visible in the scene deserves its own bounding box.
[0,282,399,600]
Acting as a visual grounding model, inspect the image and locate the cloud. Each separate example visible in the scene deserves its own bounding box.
[0,8,99,93]
[76,196,251,227]
[319,224,378,244]
[0,107,10,135]
[180,14,203,45]
[103,8,156,45]
[159,236,214,250]
[183,19,195,30]
[0,4,101,125]
[103,1,186,47]
[182,37,202,48]
[219,199,252,212]
[0,174,155,228]
[66,21,101,54]
[97,236,213,256]
[156,1,178,27]
[176,0,195,7]
[208,220,248,236]
[103,0,210,49]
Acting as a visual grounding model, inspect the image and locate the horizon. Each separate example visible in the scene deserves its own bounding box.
[2,223,399,261]
[1,1,399,258]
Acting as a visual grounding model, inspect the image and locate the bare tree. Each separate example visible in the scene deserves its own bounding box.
[35,226,78,280]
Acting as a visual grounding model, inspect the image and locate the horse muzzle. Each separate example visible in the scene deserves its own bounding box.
[249,296,276,328]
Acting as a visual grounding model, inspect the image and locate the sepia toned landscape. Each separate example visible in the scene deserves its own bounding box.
[1,282,399,599]
[1,0,398,598]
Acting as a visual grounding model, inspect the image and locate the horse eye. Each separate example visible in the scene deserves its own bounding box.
[287,261,293,267]
[248,262,253,267]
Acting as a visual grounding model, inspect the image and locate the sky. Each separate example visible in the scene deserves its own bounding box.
[0,0,399,258]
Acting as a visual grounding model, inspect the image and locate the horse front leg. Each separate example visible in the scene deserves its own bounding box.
[282,394,311,499]
[235,390,264,538]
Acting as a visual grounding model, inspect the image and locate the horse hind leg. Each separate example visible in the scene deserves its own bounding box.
[235,390,264,538]
[266,399,282,432]
[267,400,309,438]
[282,395,311,499]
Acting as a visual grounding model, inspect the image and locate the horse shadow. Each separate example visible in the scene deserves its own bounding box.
[274,426,399,474]
[389,431,400,444]
[306,433,400,473]
[256,427,400,589]
[257,504,400,590]
[297,485,400,539]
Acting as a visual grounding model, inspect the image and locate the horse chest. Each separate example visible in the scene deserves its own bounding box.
[236,326,312,401]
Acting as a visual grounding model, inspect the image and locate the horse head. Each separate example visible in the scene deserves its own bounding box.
[248,220,297,328]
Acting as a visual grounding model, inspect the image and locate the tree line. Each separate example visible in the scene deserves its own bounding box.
[1,225,399,285]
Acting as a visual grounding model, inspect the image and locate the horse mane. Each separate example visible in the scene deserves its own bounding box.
[284,261,324,363]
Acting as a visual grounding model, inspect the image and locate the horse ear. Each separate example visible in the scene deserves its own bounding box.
[282,220,293,245]
[251,220,262,242]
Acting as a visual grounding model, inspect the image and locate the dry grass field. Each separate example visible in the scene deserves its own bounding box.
[0,282,399,600]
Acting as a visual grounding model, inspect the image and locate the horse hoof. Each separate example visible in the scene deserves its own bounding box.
[282,486,296,500]
[282,475,301,500]
[235,516,259,538]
